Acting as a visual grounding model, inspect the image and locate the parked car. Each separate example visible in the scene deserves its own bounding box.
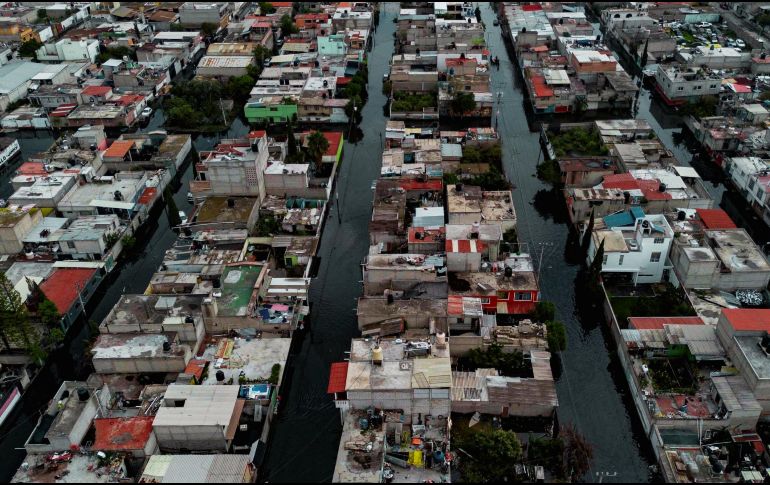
[697,22,712,28]
[178,210,188,225]
[141,107,152,118]
[736,39,746,48]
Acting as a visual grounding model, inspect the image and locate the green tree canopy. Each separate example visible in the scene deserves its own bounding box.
[258,2,276,14]
[280,14,298,35]
[306,131,329,165]
[530,301,555,322]
[201,22,219,37]
[38,299,61,327]
[546,320,567,352]
[450,91,476,117]
[18,40,42,59]
[455,428,523,482]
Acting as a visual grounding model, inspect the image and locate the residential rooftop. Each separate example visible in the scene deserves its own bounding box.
[197,336,291,385]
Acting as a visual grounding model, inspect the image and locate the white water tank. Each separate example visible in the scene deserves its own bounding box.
[436,332,447,347]
[372,345,383,365]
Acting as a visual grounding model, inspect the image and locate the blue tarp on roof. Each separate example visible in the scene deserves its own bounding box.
[604,207,645,228]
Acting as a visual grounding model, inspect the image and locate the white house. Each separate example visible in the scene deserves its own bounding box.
[586,209,675,285]
[35,38,100,63]
[726,156,770,225]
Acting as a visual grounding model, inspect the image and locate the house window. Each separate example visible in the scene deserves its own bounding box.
[602,254,608,265]
[749,178,756,191]
[480,298,491,304]
[514,292,532,301]
[710,84,717,89]
[650,252,661,263]
[618,255,624,266]
[497,291,508,300]
[66,241,75,249]
[653,237,664,244]
[677,86,684,91]
[694,85,702,90]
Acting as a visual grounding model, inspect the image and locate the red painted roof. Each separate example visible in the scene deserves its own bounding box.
[628,316,704,330]
[17,162,47,176]
[696,209,737,229]
[137,187,157,206]
[184,359,208,381]
[530,75,554,98]
[722,309,770,332]
[399,179,442,192]
[40,268,97,314]
[336,76,352,85]
[117,94,143,106]
[323,132,343,156]
[521,4,542,11]
[92,417,154,451]
[327,362,348,393]
[248,130,267,139]
[408,226,445,244]
[103,140,134,159]
[446,239,486,253]
[81,85,112,96]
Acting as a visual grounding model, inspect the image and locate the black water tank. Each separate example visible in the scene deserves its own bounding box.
[678,210,686,221]
[61,390,70,399]
[216,370,225,382]
[386,292,394,304]
[163,340,171,352]
[659,183,667,192]
[213,278,221,289]
[623,191,630,204]
[77,388,89,401]
[455,183,463,192]
[504,266,513,278]
[227,198,235,208]
[185,315,194,324]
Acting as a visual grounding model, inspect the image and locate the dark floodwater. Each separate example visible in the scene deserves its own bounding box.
[258,4,397,482]
[0,104,252,482]
[4,3,770,483]
[482,5,655,483]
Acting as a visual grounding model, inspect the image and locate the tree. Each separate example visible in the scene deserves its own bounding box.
[757,13,770,30]
[546,321,567,352]
[170,23,184,32]
[201,22,218,37]
[36,9,48,21]
[450,91,476,117]
[38,299,61,327]
[225,74,255,104]
[306,131,329,166]
[345,95,363,123]
[259,2,276,14]
[18,40,43,59]
[280,14,298,35]
[455,428,522,482]
[582,209,595,252]
[0,272,42,360]
[562,424,594,481]
[460,344,529,377]
[253,45,271,66]
[589,238,605,279]
[530,301,556,322]
[286,124,301,162]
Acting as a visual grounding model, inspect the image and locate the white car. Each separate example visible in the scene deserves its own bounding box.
[696,22,712,28]
[178,210,188,225]
[141,107,153,117]
[736,39,746,48]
